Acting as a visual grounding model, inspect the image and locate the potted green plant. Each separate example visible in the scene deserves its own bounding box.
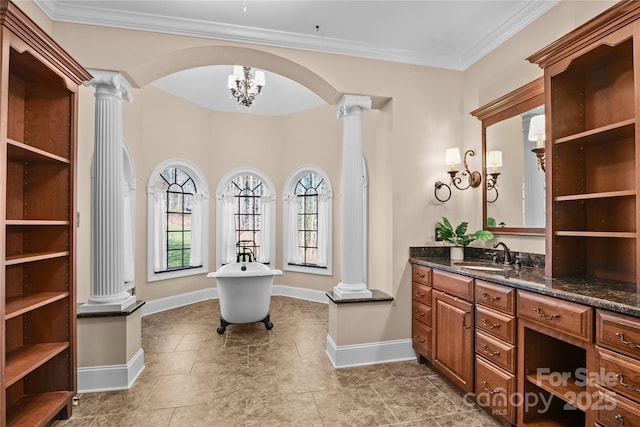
[436,216,495,261]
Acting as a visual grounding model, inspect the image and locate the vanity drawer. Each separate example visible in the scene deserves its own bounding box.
[412,282,432,307]
[475,356,516,425]
[476,330,516,373]
[433,270,474,300]
[597,309,640,361]
[517,290,593,342]
[412,300,432,327]
[597,346,640,404]
[595,385,640,427]
[475,305,516,344]
[475,280,515,315]
[412,264,432,286]
[412,318,432,360]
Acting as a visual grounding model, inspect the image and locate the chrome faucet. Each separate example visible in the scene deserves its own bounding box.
[493,241,512,265]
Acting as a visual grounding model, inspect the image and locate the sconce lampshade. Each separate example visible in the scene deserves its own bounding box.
[445,148,461,166]
[487,150,503,169]
[528,115,546,142]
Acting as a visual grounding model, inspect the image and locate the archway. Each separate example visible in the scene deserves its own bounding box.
[125,45,341,105]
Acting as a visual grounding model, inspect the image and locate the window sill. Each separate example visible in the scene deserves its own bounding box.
[147,265,208,282]
[284,263,332,276]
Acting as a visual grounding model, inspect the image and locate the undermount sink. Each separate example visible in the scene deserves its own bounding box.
[454,262,513,272]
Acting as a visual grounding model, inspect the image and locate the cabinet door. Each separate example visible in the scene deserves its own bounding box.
[432,290,474,393]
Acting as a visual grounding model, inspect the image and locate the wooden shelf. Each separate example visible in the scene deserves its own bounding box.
[6,391,73,427]
[554,231,636,238]
[526,372,588,411]
[554,190,635,202]
[554,118,635,146]
[521,420,572,427]
[5,219,69,226]
[4,342,69,387]
[4,292,70,320]
[5,250,69,266]
[7,138,70,164]
[1,1,89,424]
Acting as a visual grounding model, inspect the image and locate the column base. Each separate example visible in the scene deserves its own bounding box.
[79,294,137,313]
[332,282,372,300]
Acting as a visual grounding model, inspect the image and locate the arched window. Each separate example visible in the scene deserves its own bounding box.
[147,159,209,282]
[283,165,332,275]
[216,168,276,268]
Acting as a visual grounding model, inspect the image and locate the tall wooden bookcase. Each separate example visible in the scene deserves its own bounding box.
[0,1,91,425]
[528,1,640,290]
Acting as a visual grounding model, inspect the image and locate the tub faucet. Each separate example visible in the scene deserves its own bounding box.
[493,241,512,265]
[236,248,254,263]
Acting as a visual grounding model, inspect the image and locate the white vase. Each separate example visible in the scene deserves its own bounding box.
[450,246,464,261]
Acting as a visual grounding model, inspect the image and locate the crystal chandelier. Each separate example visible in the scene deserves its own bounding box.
[227,65,266,108]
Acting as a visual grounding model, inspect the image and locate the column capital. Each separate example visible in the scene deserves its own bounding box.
[85,69,133,102]
[337,94,371,119]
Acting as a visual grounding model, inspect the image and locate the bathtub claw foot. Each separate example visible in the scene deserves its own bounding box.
[217,317,230,334]
[261,314,273,330]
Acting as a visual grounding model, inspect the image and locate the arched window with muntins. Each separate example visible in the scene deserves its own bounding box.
[294,172,326,266]
[216,168,276,268]
[228,174,264,261]
[283,165,332,275]
[156,167,198,271]
[147,159,209,282]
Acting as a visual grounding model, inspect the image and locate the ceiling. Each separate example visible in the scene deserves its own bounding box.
[34,0,559,115]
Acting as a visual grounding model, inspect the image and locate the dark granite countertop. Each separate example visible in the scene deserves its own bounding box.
[410,257,640,318]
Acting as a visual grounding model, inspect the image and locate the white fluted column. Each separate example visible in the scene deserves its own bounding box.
[80,70,136,312]
[333,95,373,299]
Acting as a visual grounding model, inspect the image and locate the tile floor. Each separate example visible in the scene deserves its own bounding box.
[54,296,500,426]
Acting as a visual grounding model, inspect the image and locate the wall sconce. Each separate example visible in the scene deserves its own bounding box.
[434,148,482,202]
[528,114,546,172]
[486,150,502,203]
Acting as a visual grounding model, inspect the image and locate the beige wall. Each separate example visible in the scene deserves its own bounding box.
[20,0,619,346]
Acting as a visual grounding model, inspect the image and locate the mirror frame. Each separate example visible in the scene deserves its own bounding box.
[470,77,545,235]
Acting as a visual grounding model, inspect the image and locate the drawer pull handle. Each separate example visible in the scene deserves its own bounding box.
[413,335,425,343]
[481,381,500,395]
[414,310,425,317]
[533,307,559,320]
[462,311,471,329]
[481,318,500,329]
[481,292,501,302]
[415,272,426,279]
[480,344,500,357]
[616,332,639,350]
[414,291,425,298]
[617,374,640,393]
[615,415,625,426]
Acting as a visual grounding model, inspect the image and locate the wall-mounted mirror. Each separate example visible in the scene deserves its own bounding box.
[471,77,545,235]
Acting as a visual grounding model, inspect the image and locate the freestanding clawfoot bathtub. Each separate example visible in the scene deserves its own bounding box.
[207,261,282,334]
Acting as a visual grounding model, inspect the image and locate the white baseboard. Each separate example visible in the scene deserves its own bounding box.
[140,284,327,317]
[325,334,417,368]
[141,288,218,316]
[272,284,329,304]
[77,348,145,393]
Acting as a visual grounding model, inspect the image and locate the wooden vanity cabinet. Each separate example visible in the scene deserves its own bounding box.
[517,290,593,426]
[474,280,517,425]
[595,310,640,426]
[432,270,474,393]
[411,264,432,361]
[0,1,91,426]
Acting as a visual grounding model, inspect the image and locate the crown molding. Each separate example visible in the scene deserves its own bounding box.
[35,0,558,71]
[462,0,559,69]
